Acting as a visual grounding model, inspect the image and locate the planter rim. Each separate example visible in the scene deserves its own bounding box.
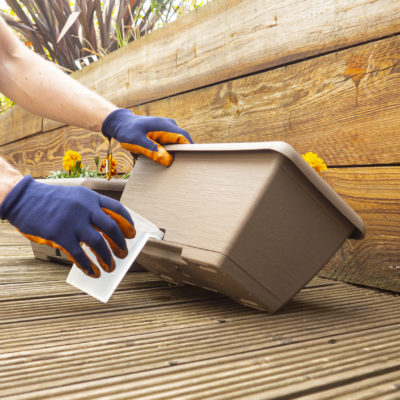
[36,177,126,191]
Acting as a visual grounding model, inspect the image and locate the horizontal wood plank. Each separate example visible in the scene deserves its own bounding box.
[304,369,400,400]
[0,106,42,145]
[5,33,400,174]
[3,318,400,398]
[133,34,400,166]
[0,224,29,246]
[41,0,400,133]
[320,167,400,292]
[3,0,400,143]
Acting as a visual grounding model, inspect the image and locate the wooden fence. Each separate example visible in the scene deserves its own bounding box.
[1,0,400,292]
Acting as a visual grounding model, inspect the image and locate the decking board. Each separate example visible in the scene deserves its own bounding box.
[0,223,397,399]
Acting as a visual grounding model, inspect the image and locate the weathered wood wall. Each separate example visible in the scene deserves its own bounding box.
[1,0,400,292]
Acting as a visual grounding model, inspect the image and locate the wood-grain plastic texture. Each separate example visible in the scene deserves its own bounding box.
[121,142,365,312]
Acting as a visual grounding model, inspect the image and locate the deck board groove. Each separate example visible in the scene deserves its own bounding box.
[0,222,397,399]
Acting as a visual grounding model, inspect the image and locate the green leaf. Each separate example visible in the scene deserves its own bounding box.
[121,172,131,179]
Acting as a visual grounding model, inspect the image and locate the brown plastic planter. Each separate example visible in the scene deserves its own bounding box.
[121,142,365,312]
[31,178,126,264]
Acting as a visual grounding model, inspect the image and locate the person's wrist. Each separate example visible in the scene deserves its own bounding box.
[101,108,134,139]
[0,175,32,223]
[95,104,118,133]
[0,159,23,206]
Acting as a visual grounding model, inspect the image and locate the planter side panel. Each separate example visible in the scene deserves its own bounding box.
[122,150,356,311]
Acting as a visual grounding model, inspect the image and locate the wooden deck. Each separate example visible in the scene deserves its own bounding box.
[0,222,399,399]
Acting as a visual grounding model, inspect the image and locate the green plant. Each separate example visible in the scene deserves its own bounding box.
[48,150,97,178]
[121,171,131,179]
[47,150,122,179]
[48,160,98,178]
[0,93,14,113]
[1,0,210,72]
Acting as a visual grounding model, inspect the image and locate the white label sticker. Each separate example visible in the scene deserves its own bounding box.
[66,208,164,302]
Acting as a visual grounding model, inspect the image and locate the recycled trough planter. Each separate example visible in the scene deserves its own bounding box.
[30,178,127,264]
[120,142,365,312]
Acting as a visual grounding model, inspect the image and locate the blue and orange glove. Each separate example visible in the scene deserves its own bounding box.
[0,176,135,278]
[101,109,193,167]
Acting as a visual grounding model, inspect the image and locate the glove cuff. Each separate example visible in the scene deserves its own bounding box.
[101,109,134,139]
[0,175,33,220]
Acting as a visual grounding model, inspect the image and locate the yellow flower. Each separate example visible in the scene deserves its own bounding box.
[63,150,82,171]
[302,152,328,175]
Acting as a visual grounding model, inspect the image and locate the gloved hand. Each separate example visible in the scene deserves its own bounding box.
[0,176,135,278]
[101,109,193,167]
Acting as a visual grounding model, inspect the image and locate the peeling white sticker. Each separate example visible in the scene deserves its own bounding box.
[66,208,164,302]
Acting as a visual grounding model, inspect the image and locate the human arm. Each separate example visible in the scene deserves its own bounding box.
[0,15,117,132]
[0,15,193,166]
[0,16,135,275]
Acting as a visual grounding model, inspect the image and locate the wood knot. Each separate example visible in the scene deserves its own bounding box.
[344,56,366,87]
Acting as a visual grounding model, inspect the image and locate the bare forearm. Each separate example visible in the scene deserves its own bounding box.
[0,17,117,132]
[2,51,116,131]
[0,157,22,204]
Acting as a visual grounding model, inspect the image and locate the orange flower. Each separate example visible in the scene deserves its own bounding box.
[63,150,82,171]
[100,156,117,176]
